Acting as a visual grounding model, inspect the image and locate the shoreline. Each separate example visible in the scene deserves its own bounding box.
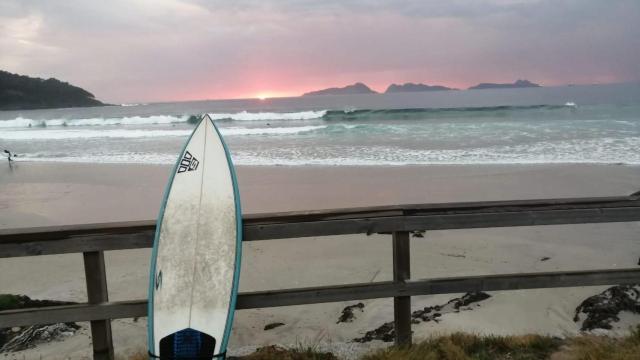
[1,162,639,359]
[2,161,639,228]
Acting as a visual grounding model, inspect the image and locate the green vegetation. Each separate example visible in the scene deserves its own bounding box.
[362,333,561,360]
[0,294,28,311]
[555,326,640,360]
[232,345,338,360]
[128,328,640,360]
[0,70,105,110]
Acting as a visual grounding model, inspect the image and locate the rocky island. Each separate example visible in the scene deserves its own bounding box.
[385,82,455,93]
[468,79,541,90]
[0,70,106,110]
[302,82,377,96]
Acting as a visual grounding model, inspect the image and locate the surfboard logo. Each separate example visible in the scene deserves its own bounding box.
[155,270,163,290]
[177,151,199,173]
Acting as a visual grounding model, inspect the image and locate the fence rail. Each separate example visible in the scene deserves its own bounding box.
[1,193,640,359]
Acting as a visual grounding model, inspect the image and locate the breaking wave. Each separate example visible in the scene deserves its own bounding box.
[0,115,190,128]
[0,104,583,129]
[0,126,328,140]
[207,110,327,121]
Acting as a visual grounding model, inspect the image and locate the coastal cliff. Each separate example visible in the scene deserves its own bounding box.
[0,70,105,110]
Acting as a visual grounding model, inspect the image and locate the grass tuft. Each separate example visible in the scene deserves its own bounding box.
[553,325,640,360]
[362,332,561,360]
[128,326,640,360]
[235,345,338,360]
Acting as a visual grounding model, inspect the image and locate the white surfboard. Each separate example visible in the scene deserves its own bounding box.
[148,115,242,359]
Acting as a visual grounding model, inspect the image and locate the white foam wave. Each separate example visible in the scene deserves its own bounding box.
[0,115,189,128]
[17,153,177,164]
[0,129,192,140]
[231,136,640,165]
[222,125,326,136]
[0,110,327,129]
[0,125,327,140]
[207,110,327,121]
[16,136,640,166]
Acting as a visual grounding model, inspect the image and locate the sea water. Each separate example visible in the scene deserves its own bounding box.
[1,83,639,166]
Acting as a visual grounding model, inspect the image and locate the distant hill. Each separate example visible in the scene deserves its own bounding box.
[0,70,105,110]
[385,83,455,93]
[468,79,541,90]
[303,82,377,96]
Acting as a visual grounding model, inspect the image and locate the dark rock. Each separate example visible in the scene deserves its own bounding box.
[1,323,80,352]
[540,257,551,262]
[1,294,78,352]
[457,292,492,308]
[385,83,455,93]
[263,322,285,331]
[0,70,106,110]
[353,321,396,343]
[302,83,377,96]
[469,79,541,90]
[574,285,640,331]
[337,302,365,323]
[354,292,491,342]
[0,294,75,311]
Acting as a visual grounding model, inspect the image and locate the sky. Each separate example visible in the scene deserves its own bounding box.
[1,0,639,103]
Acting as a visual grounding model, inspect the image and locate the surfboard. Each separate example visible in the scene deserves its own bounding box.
[148,114,242,359]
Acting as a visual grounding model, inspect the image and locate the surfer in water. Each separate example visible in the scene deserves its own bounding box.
[4,149,17,162]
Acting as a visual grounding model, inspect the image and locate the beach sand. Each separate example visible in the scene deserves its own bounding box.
[1,162,639,359]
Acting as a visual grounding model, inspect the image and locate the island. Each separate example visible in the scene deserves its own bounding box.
[302,82,377,96]
[0,70,106,110]
[385,83,455,93]
[468,79,541,90]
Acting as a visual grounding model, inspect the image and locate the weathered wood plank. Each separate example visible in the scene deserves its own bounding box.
[0,232,154,258]
[1,197,639,257]
[235,268,640,308]
[0,301,146,327]
[392,231,411,346]
[1,195,638,241]
[3,268,638,328]
[243,206,640,240]
[83,251,114,360]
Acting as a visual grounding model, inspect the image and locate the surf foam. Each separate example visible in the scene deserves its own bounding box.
[207,110,327,121]
[0,115,190,128]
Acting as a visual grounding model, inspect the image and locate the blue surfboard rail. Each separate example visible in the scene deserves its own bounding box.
[209,116,243,352]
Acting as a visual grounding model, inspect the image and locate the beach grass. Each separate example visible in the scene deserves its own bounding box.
[552,325,640,360]
[231,345,339,360]
[126,327,640,360]
[362,333,562,360]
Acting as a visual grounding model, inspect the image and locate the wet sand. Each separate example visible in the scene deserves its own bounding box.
[1,162,639,359]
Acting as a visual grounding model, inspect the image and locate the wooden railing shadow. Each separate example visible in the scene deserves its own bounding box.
[1,192,640,359]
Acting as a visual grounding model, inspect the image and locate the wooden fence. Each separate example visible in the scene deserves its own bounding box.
[1,192,640,359]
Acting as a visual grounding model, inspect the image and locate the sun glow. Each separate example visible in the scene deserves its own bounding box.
[253,90,295,100]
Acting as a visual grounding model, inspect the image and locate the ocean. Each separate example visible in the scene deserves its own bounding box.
[1,83,639,166]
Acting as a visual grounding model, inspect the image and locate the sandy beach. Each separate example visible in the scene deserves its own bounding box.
[1,162,639,359]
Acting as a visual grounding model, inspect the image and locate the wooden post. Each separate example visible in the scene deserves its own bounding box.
[392,231,411,346]
[83,251,114,360]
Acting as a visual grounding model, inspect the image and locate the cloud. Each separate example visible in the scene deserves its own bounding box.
[0,0,638,102]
